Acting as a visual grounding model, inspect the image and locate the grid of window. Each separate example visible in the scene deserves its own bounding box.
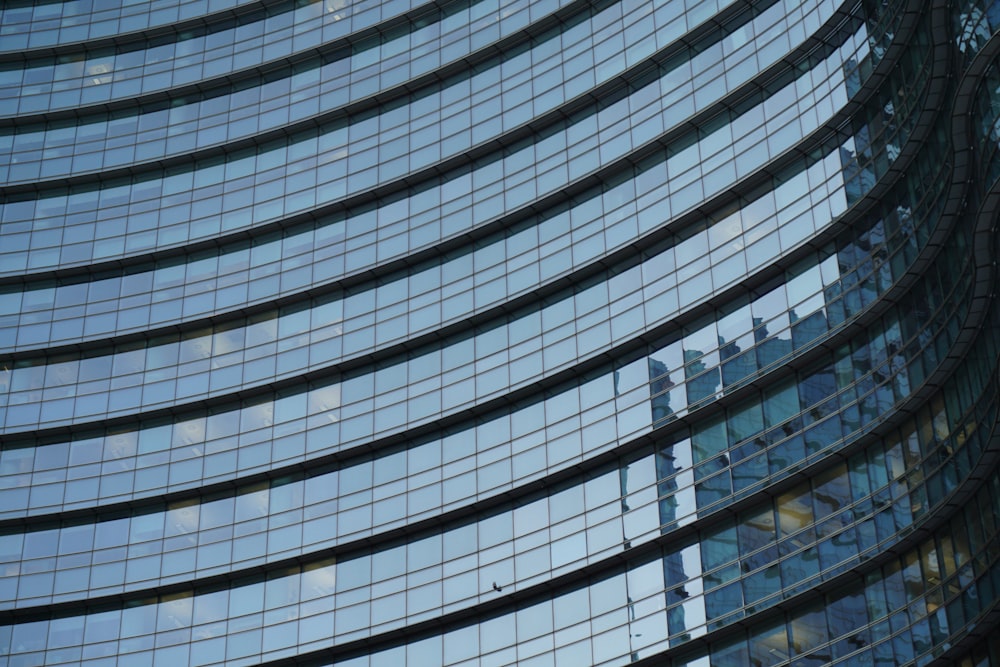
[0,251,982,612]
[0,0,855,280]
[4,65,944,508]
[2,0,1000,665]
[0,0,423,60]
[2,319,997,664]
[0,10,920,374]
[0,128,960,529]
[1,0,581,174]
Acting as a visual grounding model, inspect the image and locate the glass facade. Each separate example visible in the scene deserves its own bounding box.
[2,0,1000,665]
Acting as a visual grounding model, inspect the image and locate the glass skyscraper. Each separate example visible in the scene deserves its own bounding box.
[3,0,1000,664]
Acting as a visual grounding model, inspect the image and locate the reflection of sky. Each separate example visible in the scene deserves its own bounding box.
[958,2,1000,54]
[0,0,789,275]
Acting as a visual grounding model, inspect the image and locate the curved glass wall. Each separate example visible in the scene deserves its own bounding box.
[2,0,1000,665]
[0,30,896,424]
[0,14,922,363]
[0,0,851,280]
[2,304,997,663]
[0,96,955,519]
[0,0,276,52]
[0,17,924,434]
[0,28,949,517]
[0,234,977,610]
[0,0,581,173]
